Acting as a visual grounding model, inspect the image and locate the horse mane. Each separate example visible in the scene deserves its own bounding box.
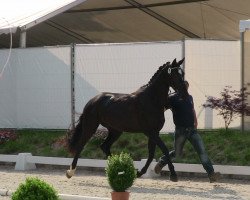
[142,62,169,88]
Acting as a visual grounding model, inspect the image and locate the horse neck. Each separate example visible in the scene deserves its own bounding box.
[146,79,170,106]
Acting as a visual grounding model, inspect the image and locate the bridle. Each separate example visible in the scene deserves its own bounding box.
[167,66,179,74]
[166,65,185,95]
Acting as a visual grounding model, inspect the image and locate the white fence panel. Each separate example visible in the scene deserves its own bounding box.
[0,46,71,129]
[75,42,183,133]
[0,40,242,130]
[185,39,241,129]
[1,154,250,176]
[0,49,17,128]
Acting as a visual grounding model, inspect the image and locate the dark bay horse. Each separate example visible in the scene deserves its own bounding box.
[66,58,188,181]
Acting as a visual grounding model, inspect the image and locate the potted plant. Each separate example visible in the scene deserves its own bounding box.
[105,152,137,200]
[11,177,60,200]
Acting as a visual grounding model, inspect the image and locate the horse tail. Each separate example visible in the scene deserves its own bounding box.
[67,95,103,155]
[68,113,84,154]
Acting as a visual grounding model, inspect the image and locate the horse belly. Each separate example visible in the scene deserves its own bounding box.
[100,110,164,133]
[100,109,141,132]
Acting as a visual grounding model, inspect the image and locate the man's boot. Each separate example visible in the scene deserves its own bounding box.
[208,172,221,183]
[154,158,167,174]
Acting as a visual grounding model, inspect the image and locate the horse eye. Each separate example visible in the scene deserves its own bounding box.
[178,69,182,74]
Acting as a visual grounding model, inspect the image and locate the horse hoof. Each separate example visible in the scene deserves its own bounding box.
[66,170,72,179]
[137,171,142,178]
[66,166,76,179]
[170,174,178,182]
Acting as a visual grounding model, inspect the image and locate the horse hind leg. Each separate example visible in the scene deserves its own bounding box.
[66,150,82,178]
[100,128,122,157]
[66,117,99,179]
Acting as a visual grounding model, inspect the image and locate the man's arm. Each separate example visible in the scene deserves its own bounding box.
[164,95,174,111]
[191,95,198,129]
[193,108,198,129]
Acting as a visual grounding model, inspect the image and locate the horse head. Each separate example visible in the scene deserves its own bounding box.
[164,58,188,98]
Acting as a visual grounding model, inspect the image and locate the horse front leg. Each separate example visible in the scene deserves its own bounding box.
[150,134,178,182]
[137,138,156,177]
[100,129,122,157]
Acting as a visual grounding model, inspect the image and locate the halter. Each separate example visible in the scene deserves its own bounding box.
[167,65,185,92]
[167,66,183,75]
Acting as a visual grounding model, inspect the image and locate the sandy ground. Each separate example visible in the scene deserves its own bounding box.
[0,165,249,200]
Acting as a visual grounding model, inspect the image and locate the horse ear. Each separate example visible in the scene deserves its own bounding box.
[172,58,177,66]
[178,58,185,66]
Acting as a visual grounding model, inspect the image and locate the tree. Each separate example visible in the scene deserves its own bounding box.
[203,86,250,131]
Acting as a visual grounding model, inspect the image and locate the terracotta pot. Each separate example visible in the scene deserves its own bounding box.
[111,191,130,200]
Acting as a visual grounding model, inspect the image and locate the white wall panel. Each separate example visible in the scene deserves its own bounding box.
[0,49,17,128]
[185,39,241,129]
[243,31,250,130]
[0,46,71,129]
[0,40,241,131]
[75,42,183,133]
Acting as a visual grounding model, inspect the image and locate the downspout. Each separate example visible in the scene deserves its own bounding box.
[240,32,245,132]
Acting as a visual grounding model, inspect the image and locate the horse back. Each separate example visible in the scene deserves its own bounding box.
[83,92,165,133]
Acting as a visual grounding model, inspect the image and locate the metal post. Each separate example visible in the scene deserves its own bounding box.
[19,30,26,48]
[71,43,76,129]
[240,32,245,132]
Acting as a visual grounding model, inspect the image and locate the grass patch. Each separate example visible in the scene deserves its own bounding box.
[0,129,250,166]
[0,130,69,157]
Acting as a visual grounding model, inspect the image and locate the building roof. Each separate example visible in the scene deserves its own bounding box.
[0,0,250,48]
[0,0,86,34]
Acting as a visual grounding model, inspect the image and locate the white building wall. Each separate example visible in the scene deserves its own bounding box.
[243,31,250,130]
[185,39,241,129]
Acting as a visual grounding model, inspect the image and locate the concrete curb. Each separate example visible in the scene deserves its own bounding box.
[0,189,12,197]
[0,189,110,200]
[59,194,110,200]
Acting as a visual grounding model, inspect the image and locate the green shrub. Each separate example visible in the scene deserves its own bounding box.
[105,152,136,192]
[11,177,60,200]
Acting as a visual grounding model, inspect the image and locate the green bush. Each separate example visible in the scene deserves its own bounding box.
[105,152,136,192]
[12,177,60,200]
